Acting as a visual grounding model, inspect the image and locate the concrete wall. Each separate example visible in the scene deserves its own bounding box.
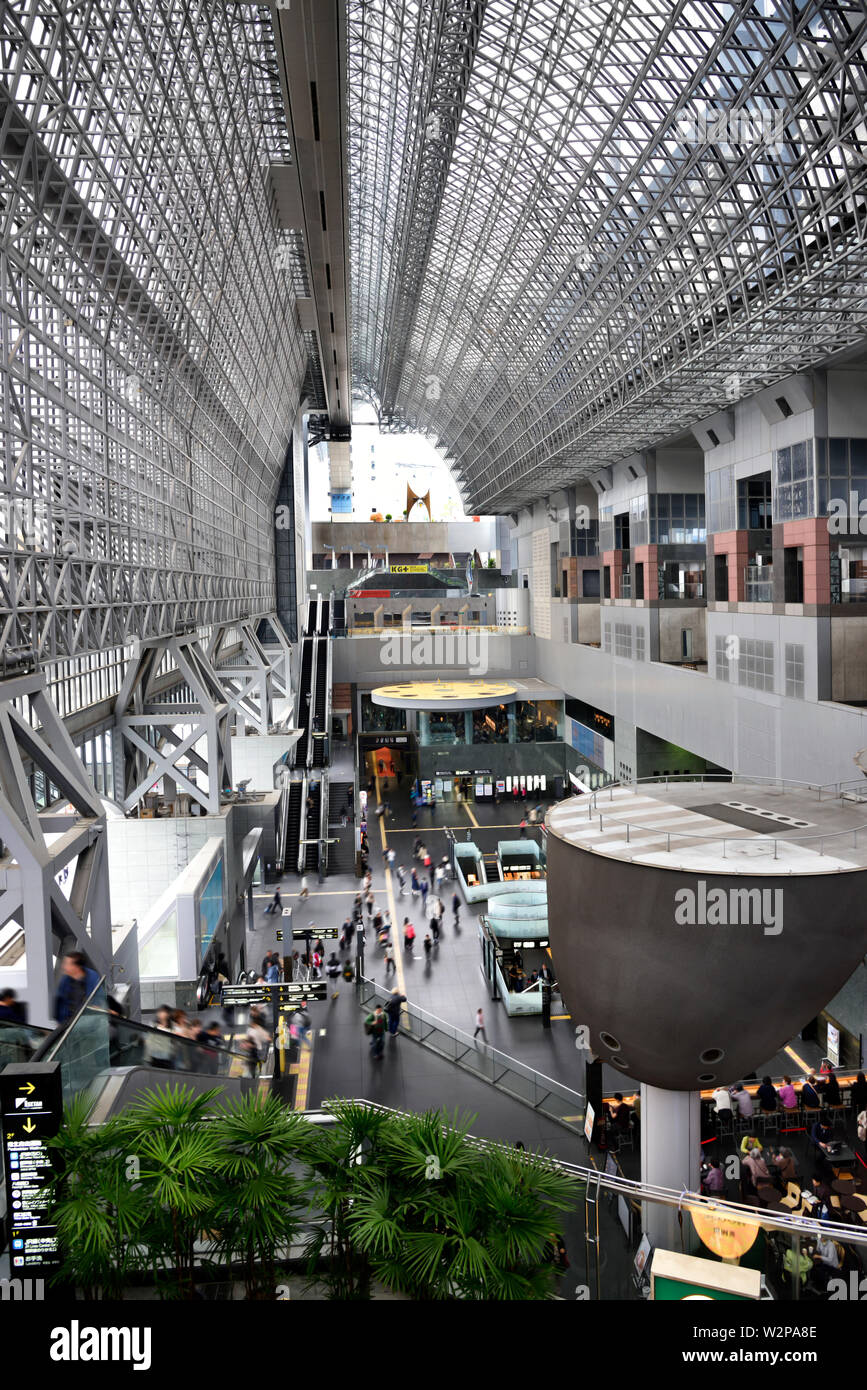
[311,518,497,556]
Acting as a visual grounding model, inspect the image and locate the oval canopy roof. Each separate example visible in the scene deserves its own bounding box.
[371,679,517,711]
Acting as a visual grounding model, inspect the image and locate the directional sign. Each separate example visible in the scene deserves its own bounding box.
[222,981,328,1006]
[1,1061,63,1272]
[292,925,340,940]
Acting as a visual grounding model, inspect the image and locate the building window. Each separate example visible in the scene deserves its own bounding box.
[715,634,730,683]
[785,644,805,699]
[773,440,814,522]
[635,627,645,662]
[739,638,774,692]
[649,493,706,544]
[615,623,632,658]
[706,465,736,534]
[603,622,612,652]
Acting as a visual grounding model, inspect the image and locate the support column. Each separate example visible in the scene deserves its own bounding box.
[507,705,517,743]
[0,673,112,1024]
[640,1085,702,1250]
[419,710,431,746]
[464,710,473,744]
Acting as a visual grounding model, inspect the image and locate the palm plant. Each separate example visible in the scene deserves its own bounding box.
[48,1094,148,1299]
[303,1099,392,1299]
[345,1109,581,1300]
[114,1083,225,1299]
[209,1093,312,1299]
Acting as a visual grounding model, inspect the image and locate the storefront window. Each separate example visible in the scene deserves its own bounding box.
[361,695,406,732]
[426,711,464,745]
[514,700,563,742]
[472,706,509,743]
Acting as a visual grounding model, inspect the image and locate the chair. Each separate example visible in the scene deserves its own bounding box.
[759,1108,780,1137]
[828,1103,847,1133]
[780,1182,801,1211]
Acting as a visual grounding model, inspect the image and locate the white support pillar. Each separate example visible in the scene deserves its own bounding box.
[640,1084,702,1251]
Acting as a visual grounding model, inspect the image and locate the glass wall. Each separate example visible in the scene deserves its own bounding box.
[361,694,406,732]
[425,711,465,745]
[773,439,814,522]
[515,699,563,742]
[649,493,706,544]
[818,437,867,519]
[472,706,509,743]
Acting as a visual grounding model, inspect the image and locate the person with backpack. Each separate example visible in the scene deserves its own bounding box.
[291,998,312,1047]
[365,1004,387,1060]
[385,989,406,1036]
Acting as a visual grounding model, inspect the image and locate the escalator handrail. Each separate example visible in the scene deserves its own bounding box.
[31,971,109,1062]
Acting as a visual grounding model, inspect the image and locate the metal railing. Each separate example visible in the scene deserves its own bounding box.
[356,973,585,1131]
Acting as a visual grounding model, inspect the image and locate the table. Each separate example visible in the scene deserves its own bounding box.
[827,1143,856,1169]
[832,1178,855,1194]
[758,1190,785,1212]
[837,1192,867,1214]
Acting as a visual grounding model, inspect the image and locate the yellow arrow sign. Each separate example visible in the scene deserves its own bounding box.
[22,1118,36,1133]
[18,1082,35,1095]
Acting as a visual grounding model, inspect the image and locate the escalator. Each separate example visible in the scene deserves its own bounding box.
[303,779,321,873]
[284,780,303,874]
[311,637,328,768]
[294,636,314,766]
[305,598,317,635]
[318,598,330,635]
[331,597,345,636]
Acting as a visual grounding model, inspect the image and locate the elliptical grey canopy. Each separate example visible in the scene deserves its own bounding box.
[348,0,867,512]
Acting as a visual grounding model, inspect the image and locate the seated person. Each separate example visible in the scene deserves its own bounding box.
[820,1072,842,1107]
[711,1085,732,1115]
[731,1083,754,1118]
[771,1147,797,1189]
[801,1075,822,1109]
[803,1174,834,1219]
[701,1158,725,1194]
[742,1144,771,1187]
[783,1246,812,1286]
[810,1117,834,1151]
[756,1075,779,1112]
[778,1076,798,1110]
[608,1092,632,1131]
[740,1133,763,1157]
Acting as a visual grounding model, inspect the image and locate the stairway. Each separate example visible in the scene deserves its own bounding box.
[303,781,321,872]
[284,782,303,874]
[311,637,328,767]
[327,780,356,873]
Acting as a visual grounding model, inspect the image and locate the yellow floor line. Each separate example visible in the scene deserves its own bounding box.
[461,800,480,829]
[375,773,409,1022]
[290,1042,312,1110]
[550,1014,572,1021]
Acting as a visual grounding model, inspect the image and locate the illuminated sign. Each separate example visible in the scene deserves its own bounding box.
[1,1062,63,1271]
[390,564,429,574]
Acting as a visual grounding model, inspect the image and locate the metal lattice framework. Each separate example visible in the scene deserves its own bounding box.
[349,0,867,513]
[0,0,315,667]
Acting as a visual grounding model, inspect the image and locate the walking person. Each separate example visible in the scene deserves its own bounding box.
[473,1006,488,1043]
[384,947,396,978]
[452,891,461,928]
[365,1004,387,1060]
[420,878,429,911]
[411,867,420,900]
[423,933,433,964]
[291,997,312,1047]
[299,875,310,902]
[385,988,406,1037]
[520,817,528,838]
[265,887,282,915]
[397,864,408,897]
[403,918,416,956]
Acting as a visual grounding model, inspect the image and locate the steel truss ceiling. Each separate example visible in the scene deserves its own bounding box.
[0,0,315,665]
[348,0,867,513]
